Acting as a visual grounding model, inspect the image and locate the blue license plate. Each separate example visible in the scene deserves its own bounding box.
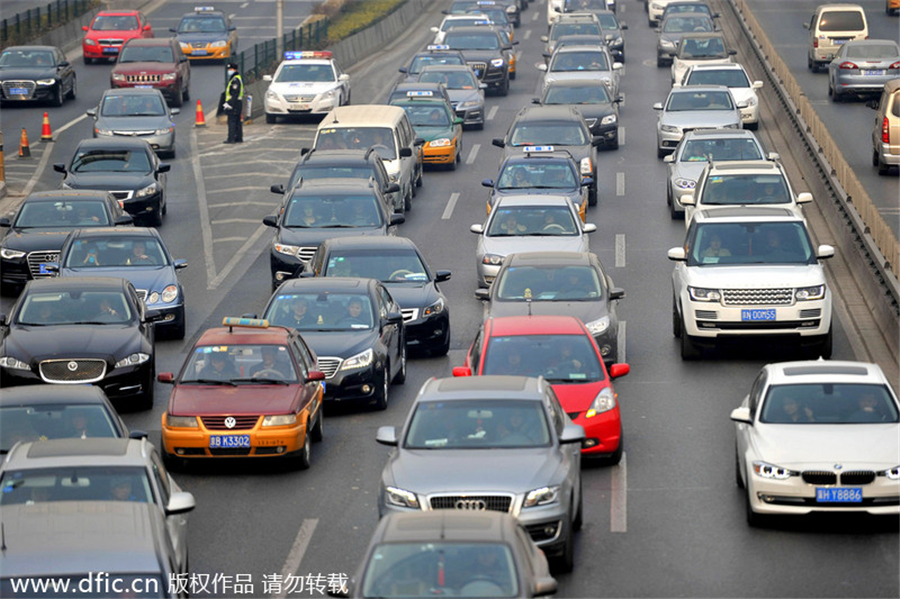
[192,50,208,56]
[134,85,153,88]
[816,488,862,503]
[834,39,847,45]
[209,435,250,448]
[38,263,52,275]
[741,309,776,321]
[103,47,119,54]
[862,70,884,76]
[10,87,27,95]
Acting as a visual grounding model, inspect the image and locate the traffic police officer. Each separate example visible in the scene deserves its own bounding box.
[223,62,243,143]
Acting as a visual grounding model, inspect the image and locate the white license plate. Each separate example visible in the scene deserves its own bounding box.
[289,103,310,111]
[816,488,862,503]
[741,309,776,321]
[861,70,884,76]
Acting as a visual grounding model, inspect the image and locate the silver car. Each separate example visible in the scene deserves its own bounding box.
[827,39,900,103]
[538,44,622,97]
[678,63,764,129]
[471,194,595,288]
[653,85,742,157]
[376,375,585,573]
[656,13,715,67]
[87,88,179,158]
[417,64,487,129]
[669,32,735,85]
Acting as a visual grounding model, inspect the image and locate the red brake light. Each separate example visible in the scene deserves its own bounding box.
[883,117,890,144]
[889,62,900,70]
[813,39,818,48]
[838,61,858,70]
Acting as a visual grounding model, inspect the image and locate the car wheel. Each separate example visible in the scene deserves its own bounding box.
[66,76,77,100]
[416,165,423,188]
[310,407,324,442]
[373,363,390,410]
[183,86,190,102]
[873,149,880,167]
[84,56,94,65]
[53,84,64,107]
[404,187,412,212]
[171,87,184,108]
[813,327,833,359]
[734,446,745,489]
[266,113,277,124]
[163,450,187,473]
[393,341,407,384]
[588,183,598,207]
[672,299,682,338]
[139,372,155,410]
[745,120,758,131]
[807,55,814,71]
[149,204,163,227]
[680,331,701,360]
[572,480,584,532]
[433,329,451,356]
[656,55,665,67]
[169,308,186,340]
[552,522,575,574]
[510,69,516,80]
[294,430,312,470]
[669,190,681,220]
[877,151,891,175]
[608,136,619,150]
[657,146,667,159]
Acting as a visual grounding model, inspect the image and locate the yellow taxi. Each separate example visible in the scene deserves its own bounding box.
[172,6,238,61]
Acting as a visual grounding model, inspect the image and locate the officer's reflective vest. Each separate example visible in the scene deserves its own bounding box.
[225,74,244,102]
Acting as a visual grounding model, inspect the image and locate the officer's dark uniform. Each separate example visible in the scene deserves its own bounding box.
[223,62,243,144]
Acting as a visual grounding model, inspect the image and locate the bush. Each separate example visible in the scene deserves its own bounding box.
[325,0,406,42]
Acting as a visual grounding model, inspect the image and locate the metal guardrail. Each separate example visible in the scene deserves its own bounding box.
[0,0,95,48]
[235,19,328,84]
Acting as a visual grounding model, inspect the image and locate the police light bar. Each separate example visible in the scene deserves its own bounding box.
[524,146,555,152]
[223,317,269,331]
[284,50,333,60]
[194,6,215,11]
[427,44,450,50]
[407,90,434,97]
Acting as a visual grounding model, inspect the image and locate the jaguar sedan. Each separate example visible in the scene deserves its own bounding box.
[653,85,742,157]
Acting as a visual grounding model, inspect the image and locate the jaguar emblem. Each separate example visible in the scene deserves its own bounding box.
[67,361,78,372]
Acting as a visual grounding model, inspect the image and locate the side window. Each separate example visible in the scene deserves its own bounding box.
[469,329,483,370]
[890,92,900,118]
[544,388,565,435]
[748,370,767,417]
[378,287,393,317]
[290,337,311,379]
[150,451,171,506]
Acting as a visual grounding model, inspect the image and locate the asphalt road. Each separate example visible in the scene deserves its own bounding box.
[1,0,898,597]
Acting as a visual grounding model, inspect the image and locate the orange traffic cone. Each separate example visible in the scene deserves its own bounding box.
[18,128,31,158]
[194,99,206,127]
[40,112,53,142]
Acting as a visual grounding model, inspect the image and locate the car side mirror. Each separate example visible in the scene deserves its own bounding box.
[157,164,171,174]
[270,184,285,195]
[58,61,70,68]
[453,117,463,125]
[609,363,630,379]
[173,259,188,270]
[730,406,752,424]
[817,244,835,260]
[452,366,472,377]
[434,270,451,282]
[581,177,593,187]
[169,27,177,33]
[481,178,494,188]
[621,23,629,30]
[559,423,585,444]
[228,25,236,31]
[128,430,149,440]
[300,147,310,155]
[0,314,7,327]
[399,147,413,157]
[531,97,541,104]
[430,26,440,33]
[652,102,663,110]
[540,35,549,42]
[663,154,675,163]
[680,194,695,206]
[375,426,398,446]
[613,62,623,70]
[86,108,97,117]
[157,372,174,383]
[82,25,89,31]
[541,51,551,59]
[802,21,810,30]
[385,183,401,194]
[797,192,813,204]
[166,492,196,516]
[0,217,11,227]
[537,63,548,72]
[766,152,780,161]
[398,66,408,73]
[583,223,597,233]
[114,214,134,225]
[413,137,426,147]
[474,288,490,301]
[143,25,152,31]
[609,287,625,301]
[386,311,403,325]
[307,370,325,382]
[339,73,349,82]
[492,138,505,148]
[44,262,59,273]
[728,49,737,55]
[534,576,558,597]
[170,107,180,115]
[479,82,488,90]
[667,247,687,261]
[390,213,405,226]
[263,215,279,228]
[53,163,66,173]
[470,223,485,234]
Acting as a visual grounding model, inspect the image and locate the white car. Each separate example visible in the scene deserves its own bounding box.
[731,360,900,527]
[669,32,735,87]
[430,14,492,44]
[263,50,350,123]
[647,0,679,26]
[547,0,565,28]
[668,207,834,360]
[677,63,763,129]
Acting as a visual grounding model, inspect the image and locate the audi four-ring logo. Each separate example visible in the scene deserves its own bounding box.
[455,499,487,510]
[224,417,236,429]
[67,361,78,372]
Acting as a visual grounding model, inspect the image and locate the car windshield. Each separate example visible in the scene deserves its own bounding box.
[551,22,602,40]
[264,293,376,332]
[283,194,384,228]
[483,334,604,383]
[666,90,734,111]
[324,249,429,283]
[509,123,588,146]
[0,405,119,453]
[118,44,173,63]
[14,200,111,228]
[664,4,712,18]
[700,173,790,206]
[100,93,166,117]
[545,84,611,104]
[662,16,713,33]
[471,9,509,26]
[71,150,152,173]
[315,127,397,159]
[444,32,500,50]
[418,69,478,90]
[362,542,519,598]
[596,15,620,30]
[408,53,465,74]
[92,15,139,30]
[550,50,609,72]
[291,165,373,189]
[180,344,299,383]
[63,237,166,268]
[498,162,577,189]
[401,104,452,127]
[495,265,603,300]
[679,37,726,58]
[177,16,227,33]
[679,138,762,162]
[487,206,579,237]
[442,17,488,31]
[687,222,816,266]
[16,290,134,325]
[565,0,606,9]
[276,63,335,83]
[760,384,899,424]
[0,49,55,67]
[0,466,152,505]
[685,68,751,88]
[405,399,551,449]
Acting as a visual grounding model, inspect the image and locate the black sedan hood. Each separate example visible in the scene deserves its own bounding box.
[486,298,607,323]
[2,229,72,252]
[3,324,145,365]
[64,172,155,191]
[460,49,502,62]
[571,103,616,122]
[381,282,440,311]
[278,226,386,247]
[0,66,58,81]
[297,328,379,360]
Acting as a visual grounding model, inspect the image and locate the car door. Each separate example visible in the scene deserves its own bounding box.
[735,369,767,479]
[379,285,403,367]
[545,387,580,498]
[291,334,321,420]
[55,48,74,94]
[150,450,189,572]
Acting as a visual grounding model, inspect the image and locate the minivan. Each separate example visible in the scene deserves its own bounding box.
[868,78,900,175]
[804,3,868,72]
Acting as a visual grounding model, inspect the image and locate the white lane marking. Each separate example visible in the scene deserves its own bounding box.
[213,236,250,243]
[487,105,499,121]
[19,113,88,197]
[228,13,236,19]
[615,234,625,267]
[210,218,266,224]
[209,225,269,289]
[532,11,539,21]
[524,29,532,41]
[442,192,460,220]
[610,452,627,533]
[618,320,626,364]
[466,143,481,165]
[191,130,218,286]
[207,187,275,194]
[272,519,319,599]
[240,1,248,6]
[616,172,625,196]
[208,201,277,208]
[618,125,625,146]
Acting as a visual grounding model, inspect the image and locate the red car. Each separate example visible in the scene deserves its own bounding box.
[454,315,630,463]
[82,10,153,64]
[110,37,191,107]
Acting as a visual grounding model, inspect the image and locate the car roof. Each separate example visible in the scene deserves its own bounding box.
[96,10,141,15]
[506,251,593,266]
[68,226,160,240]
[24,276,128,292]
[670,85,731,94]
[682,128,757,140]
[276,276,376,294]
[503,151,576,163]
[4,45,58,52]
[444,25,503,36]
[74,137,154,151]
[487,315,587,336]
[292,178,376,194]
[301,149,379,165]
[841,39,899,48]
[765,360,893,387]
[3,438,146,469]
[544,78,612,89]
[419,375,546,400]
[688,62,746,71]
[493,194,576,207]
[100,88,167,97]
[375,511,516,544]
[22,190,114,202]
[418,65,473,73]
[555,13,600,22]
[693,206,804,222]
[320,104,406,126]
[0,384,111,407]
[195,322,294,346]
[322,235,416,251]
[513,105,583,123]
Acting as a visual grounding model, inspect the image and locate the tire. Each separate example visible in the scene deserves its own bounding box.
[415,165,423,187]
[657,55,665,67]
[171,87,184,108]
[873,149,880,167]
[66,76,76,100]
[668,188,680,220]
[52,84,64,107]
[680,331,701,360]
[183,86,190,102]
[170,311,186,340]
[606,436,623,465]
[588,183,598,207]
[672,299,682,338]
[877,152,891,175]
[403,187,412,212]
[499,75,510,96]
[310,407,324,442]
[552,522,575,574]
[393,341,407,384]
[266,113,276,124]
[433,329,451,356]
[608,136,619,150]
[572,481,583,532]
[510,69,516,80]
[139,371,154,410]
[735,446,745,489]
[294,430,311,470]
[745,121,758,131]
[163,451,187,473]
[745,489,768,527]
[84,56,94,65]
[149,203,163,227]
[373,363,390,410]
[657,146,667,159]
[813,327,833,359]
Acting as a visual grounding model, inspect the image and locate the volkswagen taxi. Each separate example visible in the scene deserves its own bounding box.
[158,318,326,469]
[263,50,350,122]
[389,91,463,168]
[171,6,238,61]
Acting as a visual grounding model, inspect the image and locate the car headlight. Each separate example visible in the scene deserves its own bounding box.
[161,72,177,81]
[879,466,900,480]
[613,37,623,46]
[179,42,190,49]
[321,90,334,99]
[674,178,696,190]
[95,127,113,136]
[0,248,26,260]
[160,285,178,303]
[427,138,452,148]
[262,414,297,427]
[650,2,664,9]
[688,287,721,302]
[481,253,504,266]
[423,298,444,317]
[523,485,560,508]
[210,40,227,48]
[85,38,98,46]
[725,123,741,129]
[36,79,55,86]
[385,486,420,509]
[580,157,592,176]
[273,242,301,257]
[112,73,125,82]
[154,126,175,135]
[166,414,198,428]
[795,285,825,301]
[341,348,373,371]
[506,4,516,12]
[135,182,159,198]
[661,40,676,49]
[586,387,616,418]
[115,353,150,368]
[752,461,797,480]
[457,100,480,109]
[147,291,160,304]
[0,356,30,370]
[745,95,758,107]
[266,90,279,100]
[490,58,505,68]
[600,114,617,126]
[584,316,610,336]
[660,124,680,133]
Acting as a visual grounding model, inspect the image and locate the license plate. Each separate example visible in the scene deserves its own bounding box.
[192,50,208,56]
[862,70,884,76]
[38,263,52,275]
[833,39,847,45]
[741,309,776,321]
[816,488,862,503]
[209,435,250,448]
[10,87,27,95]
[289,103,309,111]
[134,85,153,89]
[103,47,119,54]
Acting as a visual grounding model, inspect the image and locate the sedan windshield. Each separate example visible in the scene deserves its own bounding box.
[118,45,174,63]
[177,16,227,33]
[688,222,815,266]
[445,32,500,50]
[283,195,384,228]
[16,291,133,325]
[685,68,751,88]
[0,405,120,453]
[265,293,376,332]
[418,69,478,90]
[101,93,166,116]
[71,150,152,173]
[551,51,609,72]
[679,37,726,58]
[498,162,577,189]
[544,84,611,105]
[14,200,110,228]
[700,174,790,206]
[487,206,578,237]
[180,344,298,383]
[495,265,603,300]
[509,123,588,146]
[551,22,602,40]
[276,64,335,83]
[92,15,139,31]
[666,90,734,111]
[679,138,762,162]
[0,466,151,505]
[63,237,166,268]
[405,399,550,448]
[324,249,429,283]
[483,334,604,383]
[315,127,396,159]
[401,104,452,127]
[0,49,55,67]
[408,54,465,74]
[663,16,713,33]
[760,384,899,424]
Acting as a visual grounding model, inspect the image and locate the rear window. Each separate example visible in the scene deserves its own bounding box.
[818,10,865,32]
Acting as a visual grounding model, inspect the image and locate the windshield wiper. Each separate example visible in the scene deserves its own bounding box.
[186,378,237,387]
[231,377,291,385]
[68,320,114,325]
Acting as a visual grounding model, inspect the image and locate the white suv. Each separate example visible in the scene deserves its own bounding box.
[668,207,834,360]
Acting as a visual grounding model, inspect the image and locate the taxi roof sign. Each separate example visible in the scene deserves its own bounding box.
[223,317,270,331]
[524,146,555,153]
[474,20,493,25]
[194,6,216,11]
[477,0,497,4]
[284,50,333,61]
[427,44,450,50]
[407,90,434,97]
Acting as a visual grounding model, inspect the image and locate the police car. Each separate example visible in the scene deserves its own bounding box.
[170,6,238,61]
[263,51,350,123]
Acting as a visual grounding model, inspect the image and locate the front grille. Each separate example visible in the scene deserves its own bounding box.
[429,494,513,513]
[27,250,59,278]
[525,521,561,543]
[208,448,251,456]
[201,415,260,430]
[297,246,317,262]
[695,310,717,320]
[135,289,148,301]
[39,359,107,383]
[113,130,156,136]
[802,471,837,485]
[125,73,161,83]
[191,42,206,48]
[722,288,793,306]
[98,38,124,45]
[841,471,876,485]
[799,308,821,318]
[110,190,134,201]
[468,62,488,78]
[401,308,419,322]
[316,357,342,379]
[2,80,36,98]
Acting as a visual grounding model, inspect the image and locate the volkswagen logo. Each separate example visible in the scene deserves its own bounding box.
[455,499,486,510]
[224,417,236,429]
[67,361,78,372]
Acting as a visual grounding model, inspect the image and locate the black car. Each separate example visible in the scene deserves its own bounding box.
[54,137,170,227]
[261,277,405,410]
[0,190,133,296]
[535,79,621,149]
[443,26,515,96]
[307,236,452,355]
[0,277,159,409]
[263,179,405,290]
[397,46,467,84]
[447,0,521,27]
[56,227,187,339]
[0,45,76,106]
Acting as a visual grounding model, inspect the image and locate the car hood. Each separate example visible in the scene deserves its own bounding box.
[752,424,900,469]
[95,115,172,132]
[486,298,606,323]
[544,72,616,89]
[660,110,740,128]
[4,324,144,364]
[296,329,379,360]
[460,50,503,62]
[552,381,608,412]
[61,265,176,294]
[685,264,824,287]
[0,67,58,81]
[278,226,386,246]
[480,235,589,257]
[86,28,142,38]
[2,229,72,252]
[447,88,483,104]
[270,81,339,95]
[176,32,229,43]
[671,160,709,183]
[414,125,455,142]
[565,103,615,121]
[381,282,440,311]
[111,62,176,74]
[64,172,155,191]
[169,384,301,416]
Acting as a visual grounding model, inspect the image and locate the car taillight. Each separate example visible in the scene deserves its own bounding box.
[889,62,900,70]
[883,117,890,144]
[813,39,818,48]
[838,61,857,70]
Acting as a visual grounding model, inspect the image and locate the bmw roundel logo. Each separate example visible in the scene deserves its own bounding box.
[834,464,843,470]
[224,417,236,429]
[67,361,78,372]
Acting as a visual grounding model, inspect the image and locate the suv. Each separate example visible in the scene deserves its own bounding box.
[110,37,190,107]
[868,77,900,175]
[542,13,604,59]
[443,26,515,96]
[668,206,835,360]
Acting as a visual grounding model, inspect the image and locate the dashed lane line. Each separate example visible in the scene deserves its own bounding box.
[615,233,625,267]
[208,200,278,207]
[487,105,499,121]
[466,143,480,165]
[190,129,218,287]
[272,519,319,599]
[616,172,625,196]
[611,452,627,533]
[442,192,460,220]
[618,321,626,364]
[210,217,266,225]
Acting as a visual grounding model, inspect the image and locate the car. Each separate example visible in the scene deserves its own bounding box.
[386,80,454,106]
[82,10,154,64]
[663,129,773,218]
[889,0,900,16]
[827,40,900,103]
[416,64,487,129]
[55,227,188,340]
[307,236,451,356]
[263,179,405,289]
[261,278,405,410]
[535,79,621,149]
[334,511,557,598]
[564,0,619,20]
[653,85,743,158]
[547,0,566,28]
[110,37,190,107]
[0,385,137,454]
[446,0,522,27]
[493,105,601,205]
[376,375,585,573]
[54,137,170,227]
[465,4,515,40]
[647,0,681,26]
[397,45,467,84]
[472,195,595,288]
[263,50,350,122]
[0,437,194,582]
[660,1,718,24]
[497,27,519,79]
[541,13,604,60]
[677,63,764,129]
[431,13,494,45]
[730,360,900,526]
[680,160,813,227]
[592,9,627,63]
[656,13,715,67]
[804,3,868,73]
[442,26,515,96]
[0,277,160,409]
[0,190,132,296]
[668,207,835,360]
[669,32,735,85]
[0,45,76,106]
[170,5,238,61]
[476,251,624,364]
[389,91,464,169]
[537,43,622,98]
[158,317,325,468]
[867,78,900,175]
[483,147,592,219]
[455,315,629,462]
[86,88,179,158]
